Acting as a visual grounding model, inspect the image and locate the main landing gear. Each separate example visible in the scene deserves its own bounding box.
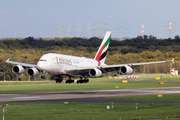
[66,77,74,84]
[56,76,63,83]
[55,76,89,84]
[77,78,89,84]
[56,79,63,83]
[65,77,89,84]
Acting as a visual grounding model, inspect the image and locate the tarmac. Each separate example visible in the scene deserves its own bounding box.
[1,87,180,103]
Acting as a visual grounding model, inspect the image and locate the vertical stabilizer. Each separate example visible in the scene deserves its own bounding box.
[94,31,112,65]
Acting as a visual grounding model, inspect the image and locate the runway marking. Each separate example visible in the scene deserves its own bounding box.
[14,96,40,99]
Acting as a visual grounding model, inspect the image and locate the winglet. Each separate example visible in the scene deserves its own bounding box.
[172,58,174,64]
[6,58,10,62]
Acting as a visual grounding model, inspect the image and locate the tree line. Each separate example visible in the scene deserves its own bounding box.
[0,34,179,80]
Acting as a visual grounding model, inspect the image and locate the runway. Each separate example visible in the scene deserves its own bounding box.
[1,87,180,103]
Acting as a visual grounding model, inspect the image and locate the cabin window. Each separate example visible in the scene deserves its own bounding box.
[39,59,47,62]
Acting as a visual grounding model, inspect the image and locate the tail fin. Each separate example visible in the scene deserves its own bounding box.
[94,31,112,65]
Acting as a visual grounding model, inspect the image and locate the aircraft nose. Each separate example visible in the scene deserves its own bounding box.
[37,61,44,70]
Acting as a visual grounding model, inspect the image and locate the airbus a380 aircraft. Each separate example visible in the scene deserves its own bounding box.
[6,31,174,83]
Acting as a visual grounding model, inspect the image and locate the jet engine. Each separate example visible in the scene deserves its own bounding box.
[119,66,133,74]
[89,68,102,77]
[12,65,25,74]
[27,68,39,77]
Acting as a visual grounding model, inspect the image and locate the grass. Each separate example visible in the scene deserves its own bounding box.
[0,79,180,94]
[1,75,180,120]
[139,74,180,81]
[0,74,180,94]
[108,94,180,102]
[3,102,180,120]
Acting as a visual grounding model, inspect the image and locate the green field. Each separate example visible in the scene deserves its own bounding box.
[139,74,180,81]
[1,74,180,119]
[3,102,180,120]
[108,94,180,102]
[0,78,180,94]
[0,74,180,94]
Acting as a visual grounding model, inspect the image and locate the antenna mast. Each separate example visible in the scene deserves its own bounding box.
[165,18,177,39]
[139,21,147,35]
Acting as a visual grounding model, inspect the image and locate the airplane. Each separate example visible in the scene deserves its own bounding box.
[6,31,174,84]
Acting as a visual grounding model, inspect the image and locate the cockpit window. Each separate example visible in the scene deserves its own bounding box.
[39,59,47,62]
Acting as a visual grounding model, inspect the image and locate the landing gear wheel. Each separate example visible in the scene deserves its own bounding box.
[56,79,62,83]
[66,80,75,84]
[59,79,62,83]
[84,79,89,83]
[41,76,46,79]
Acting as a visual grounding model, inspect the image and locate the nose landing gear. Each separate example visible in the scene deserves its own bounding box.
[41,76,46,79]
[41,71,46,79]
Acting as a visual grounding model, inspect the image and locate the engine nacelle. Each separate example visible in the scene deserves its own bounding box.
[27,68,39,77]
[119,66,133,74]
[89,68,102,77]
[12,65,24,74]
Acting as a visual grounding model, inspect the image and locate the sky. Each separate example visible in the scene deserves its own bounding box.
[0,0,179,39]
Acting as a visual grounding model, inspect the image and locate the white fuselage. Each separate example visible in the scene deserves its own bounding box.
[37,53,99,77]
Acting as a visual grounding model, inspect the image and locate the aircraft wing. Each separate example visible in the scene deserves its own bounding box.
[65,58,174,74]
[5,59,37,68]
[100,58,174,73]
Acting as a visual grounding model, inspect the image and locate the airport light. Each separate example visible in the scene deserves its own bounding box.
[159,82,164,84]
[1,102,8,120]
[135,103,138,110]
[157,94,163,97]
[111,102,114,109]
